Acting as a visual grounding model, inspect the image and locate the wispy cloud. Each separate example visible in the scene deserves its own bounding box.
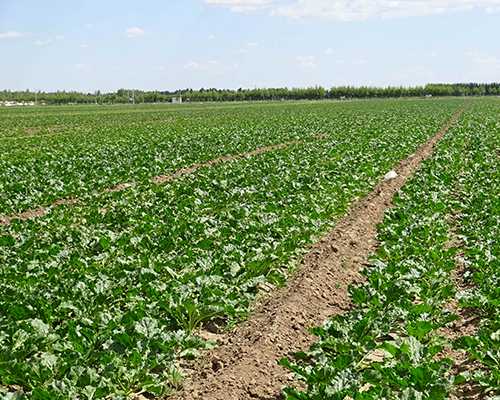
[81,44,89,49]
[206,35,215,39]
[34,38,57,46]
[270,0,500,22]
[247,42,259,46]
[75,63,90,71]
[324,48,333,54]
[125,27,148,38]
[388,67,435,78]
[466,51,500,66]
[183,60,236,73]
[0,30,33,39]
[297,55,317,68]
[354,58,369,65]
[403,54,412,59]
[203,0,274,12]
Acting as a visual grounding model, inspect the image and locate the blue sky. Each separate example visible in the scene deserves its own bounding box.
[1,0,499,92]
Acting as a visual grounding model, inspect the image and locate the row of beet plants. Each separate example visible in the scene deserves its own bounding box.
[449,100,500,396]
[280,106,475,399]
[0,99,464,215]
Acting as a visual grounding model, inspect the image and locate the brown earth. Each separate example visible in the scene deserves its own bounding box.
[173,104,468,400]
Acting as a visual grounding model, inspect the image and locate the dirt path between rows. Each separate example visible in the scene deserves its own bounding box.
[0,137,322,226]
[175,104,469,400]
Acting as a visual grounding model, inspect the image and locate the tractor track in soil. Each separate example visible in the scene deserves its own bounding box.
[174,104,468,400]
[0,136,327,226]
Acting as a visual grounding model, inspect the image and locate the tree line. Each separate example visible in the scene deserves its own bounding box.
[1,83,499,105]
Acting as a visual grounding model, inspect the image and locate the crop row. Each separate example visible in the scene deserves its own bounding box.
[0,103,210,133]
[0,100,466,399]
[280,99,500,399]
[450,99,500,395]
[0,99,465,215]
[280,101,470,399]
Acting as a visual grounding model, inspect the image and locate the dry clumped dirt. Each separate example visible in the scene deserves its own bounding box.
[173,105,468,400]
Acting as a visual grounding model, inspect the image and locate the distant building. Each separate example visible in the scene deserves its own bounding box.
[172,97,182,104]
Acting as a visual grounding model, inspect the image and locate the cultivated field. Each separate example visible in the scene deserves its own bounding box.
[1,98,498,400]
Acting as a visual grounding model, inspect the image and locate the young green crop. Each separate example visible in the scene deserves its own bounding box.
[0,99,465,215]
[281,101,474,399]
[0,98,468,399]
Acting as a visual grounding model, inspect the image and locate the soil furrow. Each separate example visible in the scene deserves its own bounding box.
[176,104,468,400]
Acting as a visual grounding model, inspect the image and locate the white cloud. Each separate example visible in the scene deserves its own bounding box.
[183,60,235,73]
[403,54,412,59]
[86,24,93,28]
[388,67,435,78]
[247,42,259,46]
[297,55,317,68]
[354,58,369,65]
[428,52,438,57]
[466,51,500,66]
[75,63,90,71]
[125,27,148,38]
[206,35,215,39]
[154,66,169,76]
[0,31,33,39]
[81,44,89,48]
[55,36,63,40]
[34,38,58,46]
[184,61,202,69]
[203,0,274,12]
[271,0,500,22]
[324,48,333,54]
[237,48,246,53]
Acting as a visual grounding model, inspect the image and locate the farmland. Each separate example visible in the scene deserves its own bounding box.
[280,98,500,399]
[1,98,498,399]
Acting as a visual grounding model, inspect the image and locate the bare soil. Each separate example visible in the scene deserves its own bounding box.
[173,105,468,400]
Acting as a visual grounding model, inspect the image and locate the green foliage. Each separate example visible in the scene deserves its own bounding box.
[280,100,481,398]
[0,99,470,398]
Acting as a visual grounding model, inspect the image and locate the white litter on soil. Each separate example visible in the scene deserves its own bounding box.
[384,170,398,180]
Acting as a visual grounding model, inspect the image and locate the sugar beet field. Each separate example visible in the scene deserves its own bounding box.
[1,98,500,400]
